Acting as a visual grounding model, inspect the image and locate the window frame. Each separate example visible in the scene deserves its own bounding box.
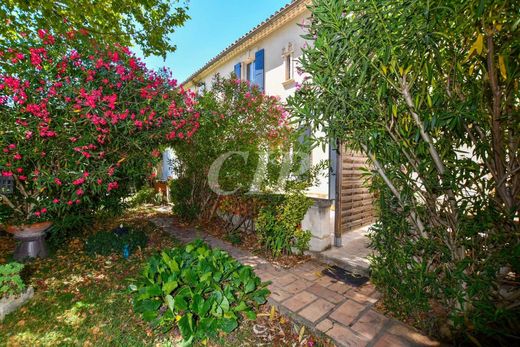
[285,53,293,81]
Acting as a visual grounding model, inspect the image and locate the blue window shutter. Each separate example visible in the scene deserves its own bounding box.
[234,63,241,79]
[254,49,265,91]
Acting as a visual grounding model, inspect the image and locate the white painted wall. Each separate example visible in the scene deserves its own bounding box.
[197,11,330,199]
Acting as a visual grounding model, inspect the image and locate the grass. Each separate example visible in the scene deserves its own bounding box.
[0,209,331,347]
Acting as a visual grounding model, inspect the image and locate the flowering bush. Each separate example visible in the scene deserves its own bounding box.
[171,75,290,222]
[0,29,199,225]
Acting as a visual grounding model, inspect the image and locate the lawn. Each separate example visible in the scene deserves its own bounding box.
[0,210,329,347]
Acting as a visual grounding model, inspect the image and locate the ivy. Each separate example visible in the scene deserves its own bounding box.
[0,262,25,298]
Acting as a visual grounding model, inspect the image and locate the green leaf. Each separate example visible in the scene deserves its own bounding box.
[243,309,256,320]
[219,318,238,333]
[244,279,256,294]
[165,295,175,312]
[234,301,248,312]
[174,296,188,311]
[162,280,178,294]
[134,299,161,314]
[178,313,194,340]
[220,296,230,312]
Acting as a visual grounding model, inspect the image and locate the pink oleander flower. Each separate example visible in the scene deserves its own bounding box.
[107,181,118,191]
[72,177,85,185]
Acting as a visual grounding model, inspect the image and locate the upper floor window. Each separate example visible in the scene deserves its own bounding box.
[282,43,295,88]
[285,54,293,81]
[246,62,254,82]
[233,49,265,92]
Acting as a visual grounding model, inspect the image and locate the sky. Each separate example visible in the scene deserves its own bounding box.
[135,0,293,84]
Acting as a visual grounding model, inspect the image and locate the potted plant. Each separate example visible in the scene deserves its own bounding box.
[0,262,34,321]
[0,29,200,259]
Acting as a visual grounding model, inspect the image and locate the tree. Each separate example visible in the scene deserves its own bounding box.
[0,0,189,57]
[289,0,519,342]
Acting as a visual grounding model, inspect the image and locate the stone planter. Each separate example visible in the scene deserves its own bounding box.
[5,221,52,261]
[0,286,34,321]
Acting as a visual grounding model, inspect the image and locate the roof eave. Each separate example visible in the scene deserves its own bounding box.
[182,0,310,87]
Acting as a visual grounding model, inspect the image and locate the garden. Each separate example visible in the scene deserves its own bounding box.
[0,5,328,345]
[1,0,519,346]
[0,210,329,346]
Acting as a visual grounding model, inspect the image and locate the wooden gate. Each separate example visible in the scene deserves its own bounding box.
[340,150,376,232]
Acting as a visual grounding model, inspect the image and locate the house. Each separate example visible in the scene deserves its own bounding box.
[183,0,375,253]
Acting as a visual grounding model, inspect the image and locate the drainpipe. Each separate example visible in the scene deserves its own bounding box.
[334,139,343,247]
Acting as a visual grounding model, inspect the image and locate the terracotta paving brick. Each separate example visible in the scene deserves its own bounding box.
[329,281,352,294]
[314,274,338,287]
[292,269,322,282]
[326,324,366,347]
[277,273,299,286]
[306,283,346,303]
[316,318,334,333]
[257,271,276,283]
[284,278,312,294]
[356,283,376,295]
[349,291,378,305]
[373,333,413,347]
[299,298,336,323]
[281,291,318,312]
[269,285,292,303]
[329,300,366,326]
[351,309,387,341]
[295,262,323,272]
[383,321,441,346]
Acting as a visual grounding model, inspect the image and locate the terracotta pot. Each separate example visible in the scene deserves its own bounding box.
[5,221,53,235]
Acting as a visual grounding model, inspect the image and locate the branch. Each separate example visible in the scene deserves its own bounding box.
[401,76,446,176]
[361,143,427,237]
[486,34,513,209]
[401,76,460,230]
[0,194,22,214]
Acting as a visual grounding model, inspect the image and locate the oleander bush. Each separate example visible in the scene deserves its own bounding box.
[84,227,148,256]
[0,28,199,227]
[290,0,519,342]
[170,75,291,222]
[0,262,25,298]
[131,240,270,344]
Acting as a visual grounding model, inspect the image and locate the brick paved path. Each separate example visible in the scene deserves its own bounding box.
[151,217,440,347]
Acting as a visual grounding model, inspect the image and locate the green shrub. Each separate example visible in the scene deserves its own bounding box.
[128,187,163,207]
[256,190,313,257]
[84,227,148,256]
[0,262,25,298]
[46,211,95,250]
[290,0,519,341]
[131,240,270,344]
[170,177,200,222]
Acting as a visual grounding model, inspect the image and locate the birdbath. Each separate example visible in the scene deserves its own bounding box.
[7,222,52,261]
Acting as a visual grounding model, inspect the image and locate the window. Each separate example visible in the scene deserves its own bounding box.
[234,62,242,80]
[282,43,294,88]
[246,62,254,82]
[285,54,293,81]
